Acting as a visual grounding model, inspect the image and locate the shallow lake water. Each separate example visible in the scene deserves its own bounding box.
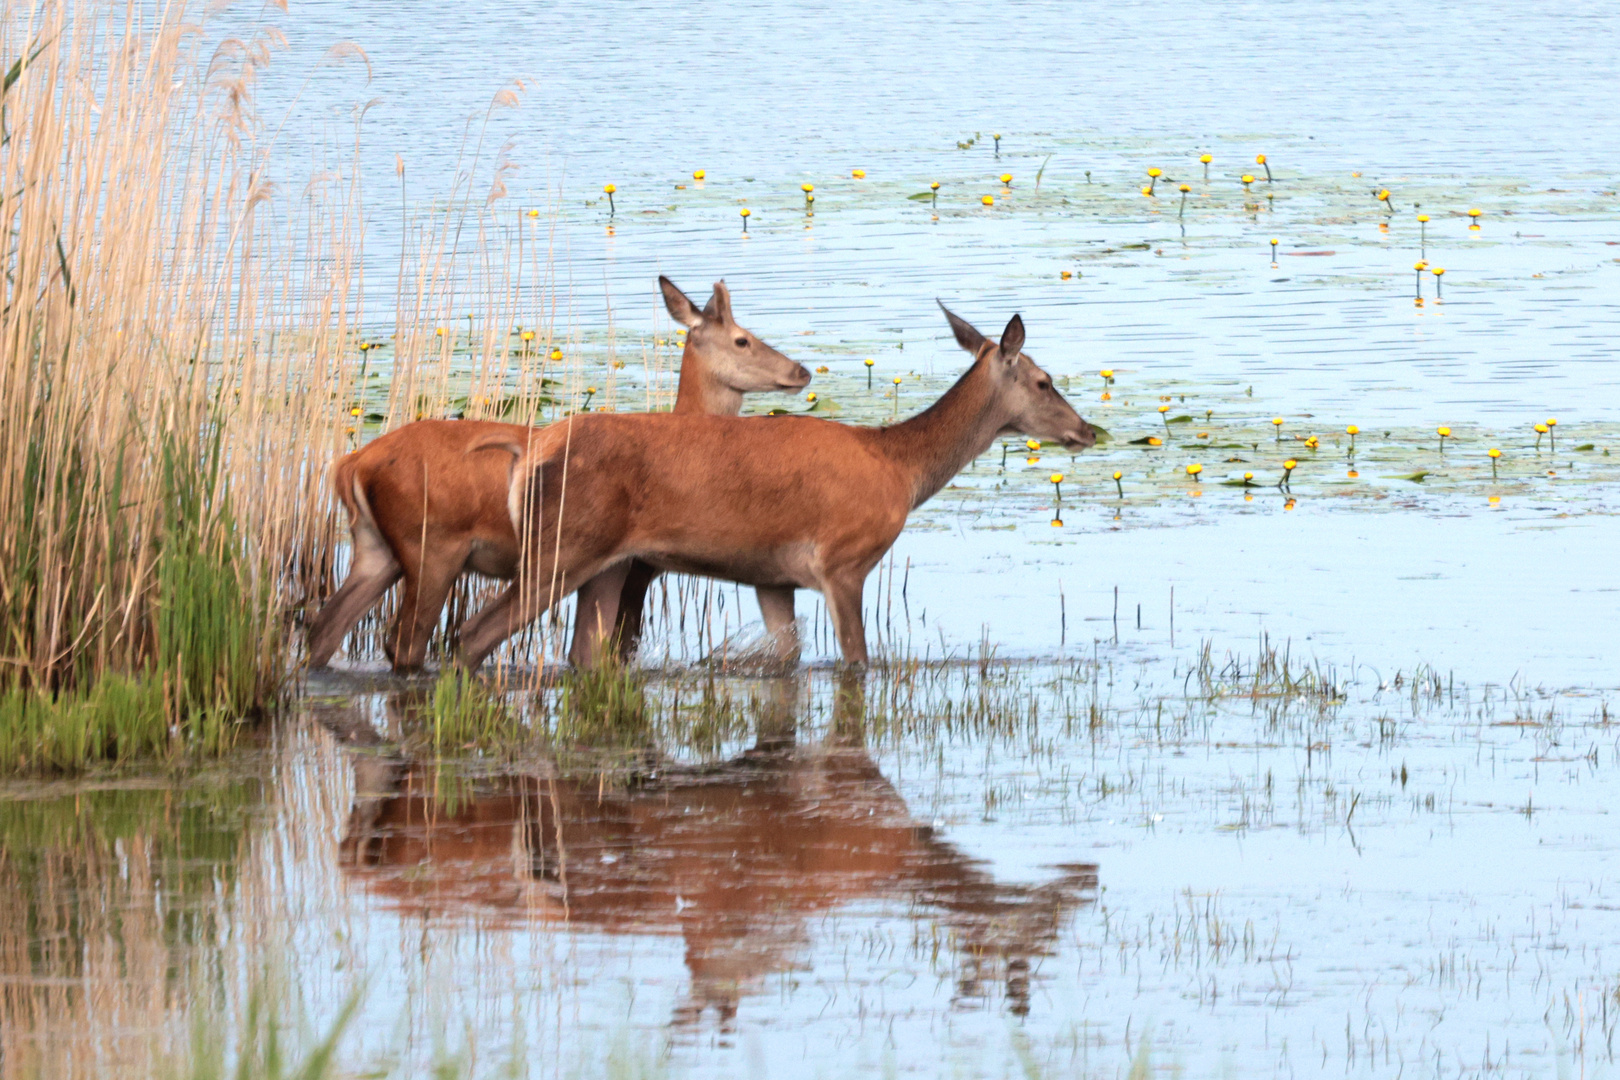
[10,660,1620,1078]
[5,1,1620,1076]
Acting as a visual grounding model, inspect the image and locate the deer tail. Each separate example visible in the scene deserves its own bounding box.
[330,450,390,560]
[465,429,557,533]
[330,450,366,527]
[466,433,531,458]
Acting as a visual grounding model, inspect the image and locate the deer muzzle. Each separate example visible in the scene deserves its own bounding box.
[1060,420,1098,450]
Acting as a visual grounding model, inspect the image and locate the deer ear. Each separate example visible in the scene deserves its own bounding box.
[702,279,733,324]
[660,276,704,328]
[937,300,986,354]
[997,314,1025,364]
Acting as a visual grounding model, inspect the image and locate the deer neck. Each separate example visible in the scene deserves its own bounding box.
[876,358,1010,508]
[671,343,744,416]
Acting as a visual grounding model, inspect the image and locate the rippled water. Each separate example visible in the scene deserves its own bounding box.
[261,0,1620,687]
[6,2,1620,1077]
[8,661,1620,1078]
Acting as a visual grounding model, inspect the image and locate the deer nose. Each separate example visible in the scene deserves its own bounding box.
[783,362,812,389]
[1063,420,1098,450]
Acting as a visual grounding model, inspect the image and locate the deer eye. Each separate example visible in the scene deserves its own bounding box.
[1036,378,1052,391]
[735,337,749,347]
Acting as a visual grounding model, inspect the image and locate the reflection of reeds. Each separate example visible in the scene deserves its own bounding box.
[0,778,260,1077]
[18,652,1612,1076]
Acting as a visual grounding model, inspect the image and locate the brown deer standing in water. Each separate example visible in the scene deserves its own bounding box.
[329,676,1098,1025]
[306,277,810,672]
[456,306,1095,669]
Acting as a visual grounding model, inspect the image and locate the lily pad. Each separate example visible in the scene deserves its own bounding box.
[1385,471,1430,482]
[907,192,936,201]
[1165,415,1194,424]
[1575,443,1595,451]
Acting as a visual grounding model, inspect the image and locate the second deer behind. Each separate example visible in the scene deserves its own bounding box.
[305,276,809,672]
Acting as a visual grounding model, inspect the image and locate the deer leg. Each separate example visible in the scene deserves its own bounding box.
[457,580,568,672]
[458,553,614,671]
[566,561,633,669]
[460,456,626,671]
[386,542,469,673]
[610,559,661,662]
[755,585,800,664]
[307,523,402,668]
[458,581,516,649]
[821,574,869,666]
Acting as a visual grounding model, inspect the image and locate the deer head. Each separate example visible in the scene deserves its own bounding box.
[939,304,1096,450]
[661,276,810,397]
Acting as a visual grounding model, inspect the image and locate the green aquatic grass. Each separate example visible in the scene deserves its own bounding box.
[374,639,1353,778]
[170,984,362,1080]
[412,662,652,757]
[0,424,275,773]
[0,675,169,772]
[550,660,649,746]
[428,667,524,751]
[154,424,279,741]
[167,981,665,1080]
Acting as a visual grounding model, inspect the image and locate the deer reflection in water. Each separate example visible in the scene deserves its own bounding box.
[330,676,1097,1027]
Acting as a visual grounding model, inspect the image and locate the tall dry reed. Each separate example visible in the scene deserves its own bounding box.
[0,0,368,768]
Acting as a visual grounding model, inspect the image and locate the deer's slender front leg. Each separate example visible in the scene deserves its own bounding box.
[458,551,616,671]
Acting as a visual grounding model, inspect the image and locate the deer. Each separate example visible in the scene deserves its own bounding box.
[455,305,1096,670]
[331,675,1099,1023]
[305,276,810,673]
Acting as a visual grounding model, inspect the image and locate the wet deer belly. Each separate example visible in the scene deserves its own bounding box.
[465,537,520,579]
[638,544,814,590]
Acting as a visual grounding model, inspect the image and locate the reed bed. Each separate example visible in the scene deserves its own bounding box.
[0,0,356,768]
[0,0,629,769]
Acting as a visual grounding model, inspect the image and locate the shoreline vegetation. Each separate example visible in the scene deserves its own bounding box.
[0,0,580,773]
[2,1,336,770]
